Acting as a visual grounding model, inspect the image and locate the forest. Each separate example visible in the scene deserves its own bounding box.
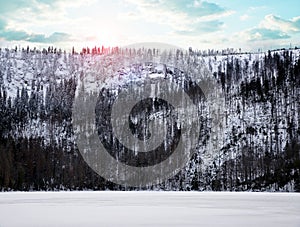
[0,46,299,191]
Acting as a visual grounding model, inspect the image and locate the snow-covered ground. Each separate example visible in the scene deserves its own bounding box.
[0,192,299,227]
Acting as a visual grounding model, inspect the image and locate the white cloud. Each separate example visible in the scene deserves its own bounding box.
[1,0,95,35]
[248,6,267,11]
[123,0,233,34]
[236,14,300,43]
[260,14,300,33]
[231,14,300,51]
[240,14,249,21]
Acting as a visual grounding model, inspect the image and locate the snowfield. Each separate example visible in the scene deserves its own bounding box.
[0,192,299,227]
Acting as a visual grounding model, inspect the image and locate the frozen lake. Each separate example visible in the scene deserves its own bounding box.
[0,191,299,227]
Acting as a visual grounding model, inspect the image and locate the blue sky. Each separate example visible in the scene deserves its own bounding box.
[0,0,299,51]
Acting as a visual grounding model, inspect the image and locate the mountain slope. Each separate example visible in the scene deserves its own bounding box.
[0,47,299,191]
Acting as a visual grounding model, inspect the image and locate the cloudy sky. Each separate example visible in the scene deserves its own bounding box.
[0,0,299,52]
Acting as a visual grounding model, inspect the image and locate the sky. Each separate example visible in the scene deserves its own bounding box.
[0,0,299,52]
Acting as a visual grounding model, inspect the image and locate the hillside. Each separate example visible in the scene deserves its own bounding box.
[0,47,299,191]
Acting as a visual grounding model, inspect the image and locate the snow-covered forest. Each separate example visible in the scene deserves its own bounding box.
[0,46,299,191]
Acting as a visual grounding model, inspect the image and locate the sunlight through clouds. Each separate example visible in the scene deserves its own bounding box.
[0,0,299,51]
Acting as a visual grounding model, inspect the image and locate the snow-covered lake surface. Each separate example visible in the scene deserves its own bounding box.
[0,191,299,227]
